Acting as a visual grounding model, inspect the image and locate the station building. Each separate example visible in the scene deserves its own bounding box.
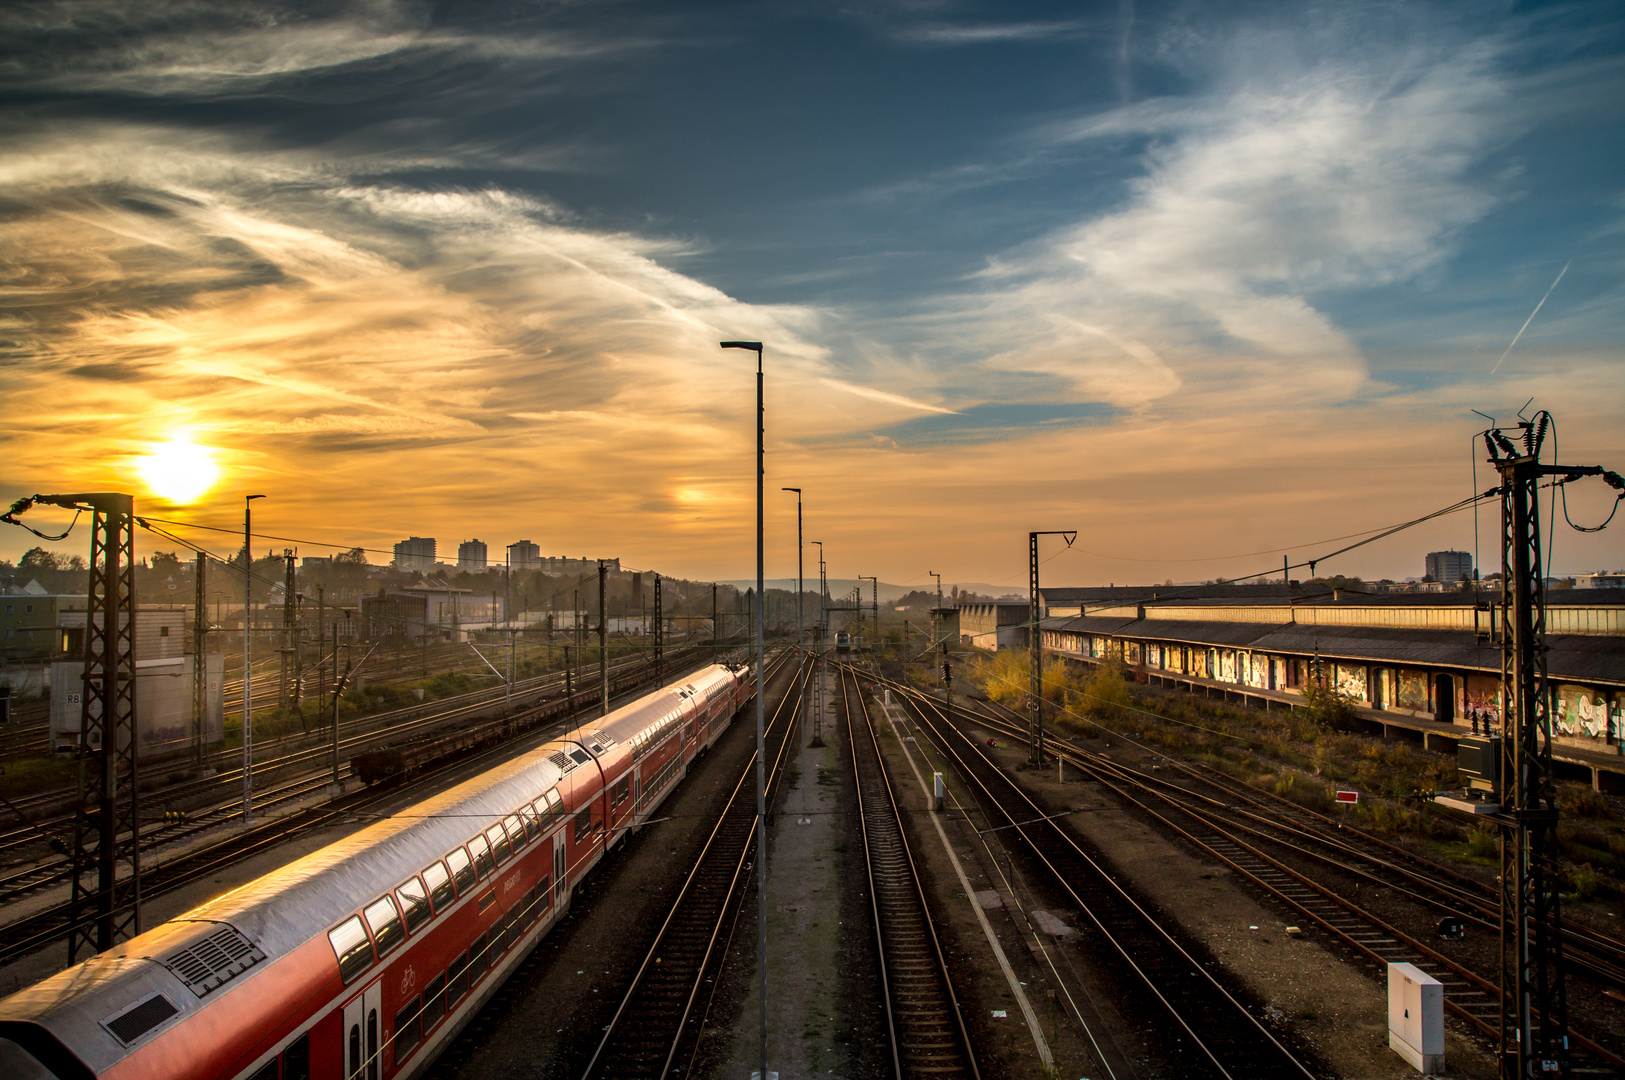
[1032,585,1625,791]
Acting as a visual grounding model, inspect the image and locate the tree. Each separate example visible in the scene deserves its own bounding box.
[150,551,182,574]
[335,547,368,566]
[19,547,59,571]
[66,555,86,572]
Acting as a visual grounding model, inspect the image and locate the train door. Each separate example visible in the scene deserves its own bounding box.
[553,831,567,904]
[341,979,382,1080]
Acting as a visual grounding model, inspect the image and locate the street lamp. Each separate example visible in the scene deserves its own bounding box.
[720,339,767,1080]
[1028,529,1076,766]
[243,494,266,824]
[782,488,807,824]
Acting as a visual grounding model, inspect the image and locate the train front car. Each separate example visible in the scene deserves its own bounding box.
[0,664,751,1080]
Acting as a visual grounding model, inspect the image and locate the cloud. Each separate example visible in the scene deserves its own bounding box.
[910,31,1513,413]
[822,379,958,415]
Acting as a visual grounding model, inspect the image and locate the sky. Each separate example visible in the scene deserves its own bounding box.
[1,0,1622,589]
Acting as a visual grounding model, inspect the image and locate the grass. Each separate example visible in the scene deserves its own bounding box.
[0,754,77,800]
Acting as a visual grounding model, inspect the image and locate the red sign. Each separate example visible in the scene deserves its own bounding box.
[1335,790,1359,804]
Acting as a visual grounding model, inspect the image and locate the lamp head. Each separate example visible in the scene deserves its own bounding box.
[720,340,763,352]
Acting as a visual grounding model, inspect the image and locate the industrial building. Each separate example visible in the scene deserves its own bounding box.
[392,536,437,572]
[51,607,224,758]
[1034,584,1625,791]
[457,538,488,572]
[957,600,1029,650]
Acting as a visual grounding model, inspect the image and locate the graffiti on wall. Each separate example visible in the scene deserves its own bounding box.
[1334,664,1368,701]
[1396,671,1428,711]
[1555,685,1618,742]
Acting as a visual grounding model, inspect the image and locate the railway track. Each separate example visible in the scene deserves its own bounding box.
[887,676,1316,1080]
[840,666,979,1079]
[0,648,682,860]
[581,652,805,1080]
[961,693,1625,1073]
[0,652,725,963]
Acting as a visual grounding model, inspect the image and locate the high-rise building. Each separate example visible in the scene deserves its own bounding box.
[1425,550,1473,584]
[457,539,488,572]
[393,536,437,573]
[507,540,541,571]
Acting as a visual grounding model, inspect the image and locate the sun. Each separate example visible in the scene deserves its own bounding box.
[136,440,222,505]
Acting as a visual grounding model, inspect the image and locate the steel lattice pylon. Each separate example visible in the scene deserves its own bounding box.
[653,573,663,681]
[48,493,141,961]
[1480,414,1624,1079]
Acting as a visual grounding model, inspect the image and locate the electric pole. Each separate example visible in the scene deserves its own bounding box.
[193,551,207,763]
[598,559,609,717]
[1028,530,1076,766]
[654,573,663,682]
[859,574,877,655]
[1480,415,1622,1079]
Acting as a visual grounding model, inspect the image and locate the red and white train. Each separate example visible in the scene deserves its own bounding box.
[0,663,750,1080]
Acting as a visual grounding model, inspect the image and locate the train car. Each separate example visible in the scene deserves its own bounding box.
[835,631,851,653]
[0,664,750,1080]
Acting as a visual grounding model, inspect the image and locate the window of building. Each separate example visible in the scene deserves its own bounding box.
[363,895,405,957]
[396,876,431,934]
[327,916,374,984]
[159,625,169,637]
[23,604,32,615]
[446,846,475,891]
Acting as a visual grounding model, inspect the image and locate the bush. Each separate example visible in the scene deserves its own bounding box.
[1299,682,1359,729]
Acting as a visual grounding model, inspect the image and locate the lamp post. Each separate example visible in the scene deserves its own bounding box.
[721,339,767,1080]
[1028,529,1077,766]
[810,540,824,743]
[782,488,807,824]
[243,494,265,824]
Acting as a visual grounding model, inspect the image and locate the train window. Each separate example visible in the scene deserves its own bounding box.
[448,953,469,1005]
[611,777,630,806]
[469,833,495,878]
[363,895,405,957]
[504,813,527,850]
[327,916,374,984]
[248,1060,276,1080]
[395,876,431,934]
[422,860,454,912]
[519,804,540,841]
[468,932,488,981]
[545,789,563,824]
[519,886,537,930]
[489,914,507,955]
[505,905,522,947]
[573,806,593,843]
[282,1032,310,1080]
[422,972,446,1031]
[393,996,421,1060]
[485,824,511,866]
[445,847,475,894]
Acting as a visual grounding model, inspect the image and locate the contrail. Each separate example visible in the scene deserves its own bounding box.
[1491,261,1569,374]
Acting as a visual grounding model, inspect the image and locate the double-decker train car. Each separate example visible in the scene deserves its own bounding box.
[0,664,750,1080]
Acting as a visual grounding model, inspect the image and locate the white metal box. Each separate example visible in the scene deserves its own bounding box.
[1388,961,1444,1073]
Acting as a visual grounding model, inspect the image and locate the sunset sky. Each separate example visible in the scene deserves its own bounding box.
[2,0,1622,589]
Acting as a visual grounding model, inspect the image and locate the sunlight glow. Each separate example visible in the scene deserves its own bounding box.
[136,439,221,505]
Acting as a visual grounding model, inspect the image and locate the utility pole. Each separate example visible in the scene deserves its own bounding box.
[316,585,325,726]
[281,551,296,710]
[193,551,207,764]
[1028,530,1076,767]
[243,494,265,825]
[504,561,513,707]
[1480,415,1621,1079]
[654,573,664,682]
[859,575,877,655]
[598,559,609,716]
[2,493,142,959]
[712,583,719,662]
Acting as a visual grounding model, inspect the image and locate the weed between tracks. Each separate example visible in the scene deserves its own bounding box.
[964,651,1625,904]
